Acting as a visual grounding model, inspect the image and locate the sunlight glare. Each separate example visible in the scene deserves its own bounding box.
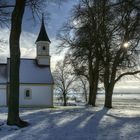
[123,42,129,48]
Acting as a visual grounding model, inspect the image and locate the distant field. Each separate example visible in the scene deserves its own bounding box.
[97,93,140,98]
[96,98,140,109]
[54,93,140,106]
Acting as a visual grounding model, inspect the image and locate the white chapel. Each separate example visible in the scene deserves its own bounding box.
[0,17,54,107]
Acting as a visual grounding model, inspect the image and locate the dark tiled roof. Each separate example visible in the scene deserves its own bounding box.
[36,16,51,43]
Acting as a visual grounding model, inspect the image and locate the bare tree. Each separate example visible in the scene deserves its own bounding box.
[53,58,77,106]
[58,0,140,108]
[58,0,104,106]
[7,0,29,127]
[78,76,89,103]
[99,0,140,108]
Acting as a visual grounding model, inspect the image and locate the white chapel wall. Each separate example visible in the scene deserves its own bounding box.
[19,84,53,107]
[0,85,7,106]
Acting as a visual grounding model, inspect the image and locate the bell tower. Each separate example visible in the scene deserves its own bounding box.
[36,15,51,66]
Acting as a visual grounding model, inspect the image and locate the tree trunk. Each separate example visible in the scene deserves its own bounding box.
[63,92,67,106]
[88,57,95,105]
[90,80,98,106]
[104,92,113,108]
[91,58,99,106]
[91,91,96,106]
[104,85,114,108]
[88,83,94,105]
[7,0,29,127]
[104,57,117,108]
[88,79,98,106]
[88,76,98,106]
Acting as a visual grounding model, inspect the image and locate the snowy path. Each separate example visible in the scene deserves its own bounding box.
[0,99,140,140]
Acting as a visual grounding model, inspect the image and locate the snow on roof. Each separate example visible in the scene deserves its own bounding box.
[7,59,54,84]
[0,64,7,84]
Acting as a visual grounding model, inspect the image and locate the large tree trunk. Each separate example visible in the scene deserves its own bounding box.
[91,58,99,106]
[104,56,118,108]
[91,91,96,106]
[90,80,98,106]
[88,58,94,105]
[7,0,29,127]
[88,72,98,106]
[88,82,93,105]
[88,57,99,106]
[104,92,113,108]
[104,84,114,108]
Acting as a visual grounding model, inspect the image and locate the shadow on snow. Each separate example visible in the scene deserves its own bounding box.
[0,106,140,140]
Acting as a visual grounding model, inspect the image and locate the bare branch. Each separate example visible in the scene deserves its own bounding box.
[115,70,140,83]
[0,5,14,8]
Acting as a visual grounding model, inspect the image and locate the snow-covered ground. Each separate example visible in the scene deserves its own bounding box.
[0,98,140,140]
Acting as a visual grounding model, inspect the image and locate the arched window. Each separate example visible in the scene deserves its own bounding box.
[42,46,46,50]
[24,89,32,99]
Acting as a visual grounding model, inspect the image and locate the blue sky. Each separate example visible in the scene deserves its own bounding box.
[4,0,77,38]
[23,0,77,38]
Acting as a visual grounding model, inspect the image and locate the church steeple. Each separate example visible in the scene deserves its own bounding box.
[36,15,51,66]
[36,15,50,43]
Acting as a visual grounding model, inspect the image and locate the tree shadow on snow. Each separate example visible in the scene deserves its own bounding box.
[1,107,139,140]
[0,107,109,140]
[102,114,140,140]
[25,107,109,140]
